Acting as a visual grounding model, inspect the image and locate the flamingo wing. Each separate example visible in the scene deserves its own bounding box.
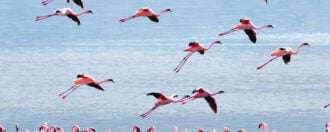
[282,54,291,64]
[244,29,257,43]
[67,14,81,25]
[73,0,83,9]
[147,16,159,23]
[204,96,217,113]
[87,82,104,91]
[147,92,166,99]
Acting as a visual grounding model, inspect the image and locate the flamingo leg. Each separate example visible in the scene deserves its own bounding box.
[140,106,157,118]
[35,14,56,21]
[119,16,137,23]
[173,52,193,73]
[59,84,79,96]
[257,56,280,70]
[219,29,236,36]
[60,85,83,99]
[41,0,54,6]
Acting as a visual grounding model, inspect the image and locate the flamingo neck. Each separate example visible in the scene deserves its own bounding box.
[97,79,111,84]
[78,10,92,16]
[157,9,170,16]
[255,25,271,30]
[293,43,307,55]
[206,41,220,50]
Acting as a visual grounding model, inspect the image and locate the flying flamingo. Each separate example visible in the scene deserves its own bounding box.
[219,18,273,43]
[36,8,93,26]
[140,92,190,118]
[133,125,140,132]
[256,42,310,70]
[120,7,171,23]
[173,40,222,73]
[59,74,114,99]
[326,122,330,132]
[41,0,84,9]
[181,87,224,113]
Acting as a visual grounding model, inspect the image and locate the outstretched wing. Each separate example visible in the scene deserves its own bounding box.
[148,16,159,23]
[282,54,291,64]
[87,82,104,91]
[244,29,257,43]
[67,14,81,25]
[204,96,217,113]
[73,0,84,9]
[147,92,166,99]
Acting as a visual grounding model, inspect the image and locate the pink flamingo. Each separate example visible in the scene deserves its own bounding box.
[39,122,48,132]
[219,18,273,43]
[140,92,190,118]
[120,7,171,23]
[147,126,156,132]
[59,74,114,99]
[182,87,224,114]
[173,40,221,73]
[198,128,204,132]
[256,42,310,70]
[41,0,84,9]
[223,127,229,132]
[36,8,93,26]
[133,125,140,132]
[0,125,5,132]
[326,122,330,132]
[71,125,80,132]
[259,122,268,132]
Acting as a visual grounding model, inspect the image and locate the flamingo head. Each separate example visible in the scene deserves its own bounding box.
[300,42,310,47]
[212,40,222,45]
[197,128,204,132]
[258,122,267,129]
[86,10,93,14]
[217,90,225,94]
[223,127,229,132]
[238,129,246,132]
[107,79,114,83]
[77,74,85,78]
[89,128,96,132]
[165,8,172,12]
[267,25,274,28]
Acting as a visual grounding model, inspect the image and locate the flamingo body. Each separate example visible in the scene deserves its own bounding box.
[219,18,273,43]
[257,43,310,70]
[120,7,171,23]
[36,8,93,26]
[182,87,224,113]
[174,40,221,73]
[140,92,189,118]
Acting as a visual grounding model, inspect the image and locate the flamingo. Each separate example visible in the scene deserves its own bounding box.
[173,40,222,73]
[219,18,273,43]
[133,125,140,132]
[147,126,156,132]
[223,127,229,132]
[72,125,80,132]
[0,125,5,132]
[256,42,310,70]
[326,122,330,132]
[198,128,204,132]
[181,87,224,114]
[259,122,268,132]
[238,129,246,132]
[120,7,171,23]
[36,8,93,26]
[56,127,64,132]
[41,0,84,9]
[140,92,190,118]
[39,122,48,132]
[59,74,114,99]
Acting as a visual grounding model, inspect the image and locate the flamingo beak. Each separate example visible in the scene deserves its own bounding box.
[268,25,273,28]
[107,79,114,83]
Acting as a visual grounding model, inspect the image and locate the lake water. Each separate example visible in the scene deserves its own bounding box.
[0,0,330,131]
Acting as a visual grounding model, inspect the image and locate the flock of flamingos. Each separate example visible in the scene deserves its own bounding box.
[0,0,320,131]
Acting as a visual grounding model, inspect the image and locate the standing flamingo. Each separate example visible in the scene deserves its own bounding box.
[173,40,221,73]
[41,0,84,9]
[182,87,224,114]
[256,42,310,70]
[36,8,93,26]
[59,74,114,99]
[133,125,140,132]
[147,126,156,132]
[72,125,80,132]
[219,18,273,43]
[140,92,190,118]
[120,7,171,23]
[326,122,330,132]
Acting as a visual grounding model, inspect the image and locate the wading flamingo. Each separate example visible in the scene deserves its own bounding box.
[147,126,156,132]
[326,122,330,132]
[41,0,84,9]
[256,42,310,70]
[219,18,273,43]
[173,40,221,73]
[182,87,224,113]
[141,92,190,118]
[36,8,93,26]
[72,125,80,132]
[59,74,114,99]
[133,125,140,132]
[120,7,171,23]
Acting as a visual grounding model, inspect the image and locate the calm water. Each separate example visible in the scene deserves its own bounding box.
[0,0,330,131]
